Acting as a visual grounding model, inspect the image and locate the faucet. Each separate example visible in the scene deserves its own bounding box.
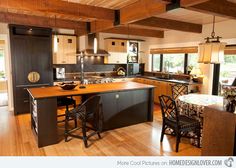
[80,52,85,85]
[165,61,170,79]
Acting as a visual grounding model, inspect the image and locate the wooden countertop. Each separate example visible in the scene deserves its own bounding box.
[28,82,155,99]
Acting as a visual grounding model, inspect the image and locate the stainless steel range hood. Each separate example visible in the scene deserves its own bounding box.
[81,49,110,56]
[78,33,110,56]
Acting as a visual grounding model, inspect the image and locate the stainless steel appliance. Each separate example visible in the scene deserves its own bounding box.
[55,67,65,79]
[84,76,113,84]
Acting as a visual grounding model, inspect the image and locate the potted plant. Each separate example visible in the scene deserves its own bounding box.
[186,66,193,75]
[222,86,236,112]
[0,71,5,79]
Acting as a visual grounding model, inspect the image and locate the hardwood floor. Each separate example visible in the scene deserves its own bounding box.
[0,105,201,156]
[0,92,8,106]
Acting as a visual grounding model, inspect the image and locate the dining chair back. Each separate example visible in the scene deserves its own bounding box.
[159,95,201,152]
[171,84,188,100]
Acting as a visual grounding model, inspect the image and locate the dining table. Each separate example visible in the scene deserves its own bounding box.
[178,94,223,146]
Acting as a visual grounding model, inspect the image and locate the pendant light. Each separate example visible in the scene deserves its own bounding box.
[127,24,130,51]
[93,21,98,54]
[53,35,58,53]
[198,16,226,64]
[127,24,130,62]
[53,16,58,53]
[94,36,98,54]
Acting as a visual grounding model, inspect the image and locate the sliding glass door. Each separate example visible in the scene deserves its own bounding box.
[220,54,236,85]
[0,47,8,107]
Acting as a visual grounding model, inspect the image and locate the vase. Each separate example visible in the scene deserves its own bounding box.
[223,98,236,113]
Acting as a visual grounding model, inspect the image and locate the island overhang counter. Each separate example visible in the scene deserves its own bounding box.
[27,82,155,147]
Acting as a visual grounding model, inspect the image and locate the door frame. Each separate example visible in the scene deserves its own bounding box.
[0,34,14,111]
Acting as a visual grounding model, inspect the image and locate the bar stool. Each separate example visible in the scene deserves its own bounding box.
[57,96,77,125]
[64,95,103,147]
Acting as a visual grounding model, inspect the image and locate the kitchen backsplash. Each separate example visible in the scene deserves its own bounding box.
[53,56,127,73]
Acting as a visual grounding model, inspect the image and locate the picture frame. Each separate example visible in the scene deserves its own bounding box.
[128,41,138,63]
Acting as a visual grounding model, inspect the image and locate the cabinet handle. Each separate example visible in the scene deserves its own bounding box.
[24,100,29,103]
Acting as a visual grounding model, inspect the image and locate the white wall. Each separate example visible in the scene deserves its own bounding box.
[142,19,236,94]
[0,23,14,111]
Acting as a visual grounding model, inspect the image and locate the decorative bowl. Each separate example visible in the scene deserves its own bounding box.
[58,81,78,90]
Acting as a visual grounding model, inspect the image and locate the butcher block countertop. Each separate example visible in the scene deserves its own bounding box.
[27,82,155,99]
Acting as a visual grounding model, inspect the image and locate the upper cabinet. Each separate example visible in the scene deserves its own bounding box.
[105,39,127,53]
[104,38,139,64]
[104,39,128,64]
[53,35,77,64]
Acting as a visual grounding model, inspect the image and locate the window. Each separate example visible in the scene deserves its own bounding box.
[188,53,199,68]
[152,54,161,71]
[163,53,185,73]
[220,55,236,85]
[0,49,5,79]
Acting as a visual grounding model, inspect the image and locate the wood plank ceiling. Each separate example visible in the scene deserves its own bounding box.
[0,0,234,38]
[64,0,140,9]
[156,8,228,25]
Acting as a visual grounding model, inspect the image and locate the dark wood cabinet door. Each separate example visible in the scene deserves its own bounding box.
[30,36,53,85]
[10,25,53,114]
[100,90,149,130]
[100,92,118,130]
[117,90,148,126]
[12,36,32,86]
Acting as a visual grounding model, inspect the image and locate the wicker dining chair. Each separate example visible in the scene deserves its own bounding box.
[159,95,201,152]
[171,83,190,116]
[64,95,103,148]
[171,83,188,101]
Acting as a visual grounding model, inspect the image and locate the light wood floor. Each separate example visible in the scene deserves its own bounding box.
[0,105,201,156]
[0,92,8,106]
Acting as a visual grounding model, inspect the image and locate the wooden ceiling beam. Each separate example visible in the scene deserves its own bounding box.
[181,0,236,19]
[132,17,202,33]
[120,0,169,24]
[90,0,170,33]
[180,0,211,7]
[0,12,87,36]
[102,26,164,38]
[90,20,114,33]
[0,0,114,21]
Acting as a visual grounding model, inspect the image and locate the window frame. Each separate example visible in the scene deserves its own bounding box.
[152,54,163,72]
[152,53,198,74]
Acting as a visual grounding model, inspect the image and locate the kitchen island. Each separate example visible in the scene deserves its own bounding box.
[27,82,155,147]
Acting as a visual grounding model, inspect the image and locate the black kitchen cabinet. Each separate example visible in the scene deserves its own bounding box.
[100,89,150,130]
[10,25,53,115]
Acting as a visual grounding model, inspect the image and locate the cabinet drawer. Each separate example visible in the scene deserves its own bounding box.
[15,98,30,114]
[15,87,30,99]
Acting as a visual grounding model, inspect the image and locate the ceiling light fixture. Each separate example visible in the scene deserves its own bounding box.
[53,16,58,53]
[127,24,130,51]
[93,22,98,54]
[94,36,98,54]
[198,16,226,64]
